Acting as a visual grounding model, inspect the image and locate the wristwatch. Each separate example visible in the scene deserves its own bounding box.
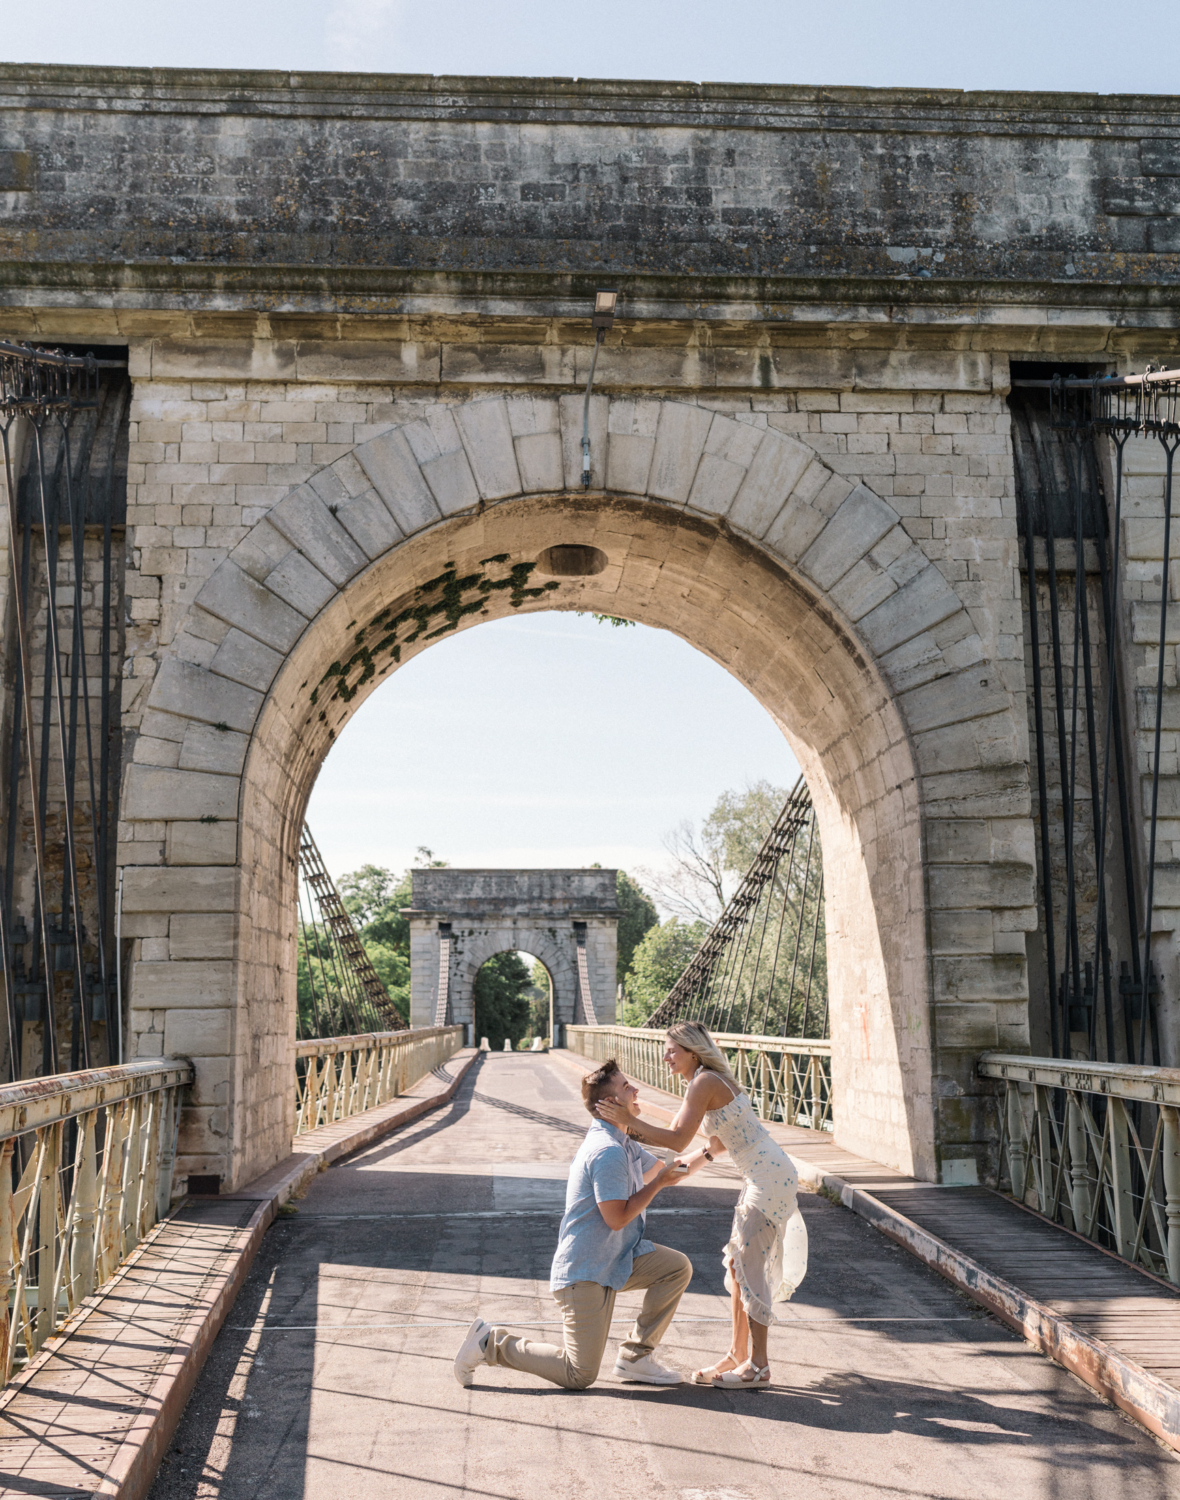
[702,1149,713,1162]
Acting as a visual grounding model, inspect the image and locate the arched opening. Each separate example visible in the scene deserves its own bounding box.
[125,393,1023,1192]
[234,493,924,1180]
[472,950,542,1051]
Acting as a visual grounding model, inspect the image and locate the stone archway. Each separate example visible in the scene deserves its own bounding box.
[119,393,1034,1191]
[403,867,618,1033]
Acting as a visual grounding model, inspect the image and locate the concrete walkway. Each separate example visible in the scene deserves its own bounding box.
[151,1052,1177,1499]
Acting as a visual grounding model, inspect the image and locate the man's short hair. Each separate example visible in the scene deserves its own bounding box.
[582,1059,622,1117]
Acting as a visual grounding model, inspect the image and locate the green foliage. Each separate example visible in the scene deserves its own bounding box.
[703,780,788,874]
[615,870,658,983]
[620,918,708,1026]
[339,864,412,950]
[474,951,533,1050]
[576,612,635,628]
[527,961,552,1038]
[364,941,411,1025]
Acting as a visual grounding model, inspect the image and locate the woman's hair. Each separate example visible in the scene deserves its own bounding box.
[666,1022,739,1090]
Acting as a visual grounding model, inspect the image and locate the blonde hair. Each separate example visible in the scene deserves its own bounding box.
[665,1022,739,1091]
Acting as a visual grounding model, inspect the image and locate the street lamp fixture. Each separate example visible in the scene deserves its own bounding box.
[582,289,618,488]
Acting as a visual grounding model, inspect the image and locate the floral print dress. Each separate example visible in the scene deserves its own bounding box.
[702,1075,809,1326]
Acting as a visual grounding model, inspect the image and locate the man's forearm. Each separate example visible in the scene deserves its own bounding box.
[602,1178,664,1229]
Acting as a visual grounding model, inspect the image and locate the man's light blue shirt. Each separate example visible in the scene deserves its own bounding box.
[549,1119,659,1292]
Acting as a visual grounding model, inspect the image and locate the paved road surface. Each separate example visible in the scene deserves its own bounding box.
[150,1052,1179,1499]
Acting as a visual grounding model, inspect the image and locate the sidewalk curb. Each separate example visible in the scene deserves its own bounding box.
[0,1046,480,1500]
[549,1047,1180,1453]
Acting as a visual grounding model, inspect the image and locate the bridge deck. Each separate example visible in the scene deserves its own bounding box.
[149,1052,1174,1500]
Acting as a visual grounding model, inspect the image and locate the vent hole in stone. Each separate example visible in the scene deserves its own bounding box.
[535,544,608,577]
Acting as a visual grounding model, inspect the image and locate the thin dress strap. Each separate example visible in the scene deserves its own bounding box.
[695,1065,741,1102]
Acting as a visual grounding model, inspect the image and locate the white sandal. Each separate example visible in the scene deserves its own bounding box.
[691,1354,740,1385]
[712,1360,770,1389]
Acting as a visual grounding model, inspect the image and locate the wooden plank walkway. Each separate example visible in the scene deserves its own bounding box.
[0,1048,479,1499]
[551,1047,1180,1451]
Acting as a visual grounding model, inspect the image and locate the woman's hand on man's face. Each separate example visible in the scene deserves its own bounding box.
[595,1098,631,1127]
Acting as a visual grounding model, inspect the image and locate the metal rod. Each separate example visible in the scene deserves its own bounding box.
[1139,441,1178,1066]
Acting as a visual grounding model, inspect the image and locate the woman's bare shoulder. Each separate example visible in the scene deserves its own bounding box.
[685,1071,733,1110]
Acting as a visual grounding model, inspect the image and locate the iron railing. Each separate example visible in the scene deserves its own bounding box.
[0,344,130,1081]
[646,777,826,1036]
[981,1050,1180,1284]
[294,1025,463,1135]
[1011,364,1180,1065]
[566,1025,832,1132]
[0,1055,190,1382]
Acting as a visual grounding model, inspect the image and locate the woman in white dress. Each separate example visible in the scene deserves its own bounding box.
[595,1021,808,1388]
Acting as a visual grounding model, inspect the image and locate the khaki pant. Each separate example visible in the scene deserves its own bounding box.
[484,1243,692,1390]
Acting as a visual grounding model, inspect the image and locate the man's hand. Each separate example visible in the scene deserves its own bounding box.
[599,1159,685,1230]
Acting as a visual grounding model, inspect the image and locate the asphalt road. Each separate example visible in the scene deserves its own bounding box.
[150,1051,1179,1500]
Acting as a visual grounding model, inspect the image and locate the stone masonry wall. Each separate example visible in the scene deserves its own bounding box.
[100,347,1035,1187]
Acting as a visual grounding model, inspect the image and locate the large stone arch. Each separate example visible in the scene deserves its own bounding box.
[120,393,1034,1191]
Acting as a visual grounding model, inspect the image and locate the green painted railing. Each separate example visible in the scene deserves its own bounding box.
[565,1025,832,1132]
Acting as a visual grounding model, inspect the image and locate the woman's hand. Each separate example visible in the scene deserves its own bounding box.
[595,1098,633,1129]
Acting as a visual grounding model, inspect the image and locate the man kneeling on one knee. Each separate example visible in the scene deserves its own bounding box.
[454,1059,692,1389]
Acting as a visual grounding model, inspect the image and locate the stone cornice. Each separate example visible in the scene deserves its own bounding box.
[0,64,1178,138]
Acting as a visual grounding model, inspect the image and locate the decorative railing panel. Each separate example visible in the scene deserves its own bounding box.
[0,1056,191,1381]
[981,1051,1180,1285]
[566,1025,832,1132]
[294,1025,463,1135]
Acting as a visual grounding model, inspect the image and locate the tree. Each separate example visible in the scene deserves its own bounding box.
[636,780,788,923]
[474,951,533,1049]
[339,864,411,950]
[615,870,658,982]
[526,961,552,1038]
[620,918,708,1026]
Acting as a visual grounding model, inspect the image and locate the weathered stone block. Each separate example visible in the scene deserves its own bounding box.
[355,427,442,534]
[729,432,813,537]
[798,485,899,590]
[149,657,262,735]
[333,488,404,559]
[164,1007,232,1057]
[263,551,337,618]
[197,560,308,652]
[930,910,993,954]
[269,485,367,587]
[900,667,1010,735]
[860,564,961,655]
[647,402,712,503]
[932,1002,999,1050]
[124,765,239,822]
[167,821,238,865]
[933,954,1026,1002]
[455,399,522,499]
[170,913,235,960]
[122,865,237,913]
[514,432,564,492]
[209,628,284,692]
[179,723,249,775]
[132,960,234,1007]
[421,447,480,515]
[761,492,828,564]
[927,862,1036,910]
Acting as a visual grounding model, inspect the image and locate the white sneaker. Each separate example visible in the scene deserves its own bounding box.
[613,1352,683,1385]
[454,1317,492,1387]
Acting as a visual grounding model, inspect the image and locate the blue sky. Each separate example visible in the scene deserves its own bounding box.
[12,3,1173,886]
[306,613,800,883]
[4,1,1176,93]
